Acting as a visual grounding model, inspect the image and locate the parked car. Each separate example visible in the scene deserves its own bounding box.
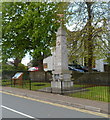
[68,63,99,72]
[81,66,99,72]
[92,68,100,72]
[68,66,84,73]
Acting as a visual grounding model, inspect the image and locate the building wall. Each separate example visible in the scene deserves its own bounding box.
[29,71,52,82]
[43,56,54,71]
[95,59,104,72]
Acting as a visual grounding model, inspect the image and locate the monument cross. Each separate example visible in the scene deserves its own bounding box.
[57,14,64,25]
[51,15,73,93]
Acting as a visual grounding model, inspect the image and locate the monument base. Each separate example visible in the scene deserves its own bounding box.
[51,81,73,93]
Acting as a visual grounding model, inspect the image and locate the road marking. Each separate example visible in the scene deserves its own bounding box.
[1,105,35,119]
[1,91,110,118]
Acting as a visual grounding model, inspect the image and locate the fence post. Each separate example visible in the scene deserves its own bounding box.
[45,72,47,82]
[61,80,63,95]
[29,79,31,90]
[22,79,23,88]
[11,79,12,87]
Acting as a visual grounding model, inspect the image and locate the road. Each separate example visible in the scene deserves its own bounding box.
[1,92,109,119]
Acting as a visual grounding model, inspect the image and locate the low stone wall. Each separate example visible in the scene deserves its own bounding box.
[29,71,52,82]
[2,71,17,80]
[104,64,110,72]
[72,72,110,86]
[71,71,84,80]
[2,70,109,85]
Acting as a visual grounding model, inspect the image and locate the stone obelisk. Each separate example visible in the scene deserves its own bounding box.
[51,15,73,93]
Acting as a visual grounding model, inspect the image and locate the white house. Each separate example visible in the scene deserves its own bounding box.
[95,59,105,72]
[43,56,54,71]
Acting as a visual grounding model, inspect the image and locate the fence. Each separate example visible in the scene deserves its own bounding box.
[2,70,51,91]
[1,70,110,102]
[72,71,109,85]
[68,71,110,102]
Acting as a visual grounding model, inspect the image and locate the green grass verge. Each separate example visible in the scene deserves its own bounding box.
[1,79,51,91]
[2,80,110,102]
[30,82,51,91]
[1,79,11,86]
[69,85,110,102]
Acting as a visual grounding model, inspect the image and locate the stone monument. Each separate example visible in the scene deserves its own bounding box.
[51,14,73,93]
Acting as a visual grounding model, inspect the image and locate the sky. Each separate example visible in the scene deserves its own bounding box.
[8,52,32,66]
[21,52,32,66]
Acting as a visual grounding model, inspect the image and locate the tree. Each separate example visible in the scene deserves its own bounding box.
[2,2,67,70]
[66,2,109,72]
[30,2,68,70]
[2,2,28,67]
[2,62,27,71]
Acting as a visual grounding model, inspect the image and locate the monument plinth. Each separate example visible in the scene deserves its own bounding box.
[51,25,73,93]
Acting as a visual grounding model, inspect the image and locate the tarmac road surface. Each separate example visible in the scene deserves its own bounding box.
[1,92,109,119]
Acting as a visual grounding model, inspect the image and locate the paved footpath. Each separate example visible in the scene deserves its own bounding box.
[1,86,109,115]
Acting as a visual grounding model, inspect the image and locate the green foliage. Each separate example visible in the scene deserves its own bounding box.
[2,63,14,71]
[17,63,27,71]
[2,63,27,71]
[2,2,60,58]
[2,2,27,61]
[2,2,68,69]
[66,2,109,67]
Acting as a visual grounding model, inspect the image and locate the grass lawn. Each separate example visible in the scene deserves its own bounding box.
[27,82,51,91]
[1,79,51,91]
[1,79,11,86]
[69,85,110,102]
[1,80,109,102]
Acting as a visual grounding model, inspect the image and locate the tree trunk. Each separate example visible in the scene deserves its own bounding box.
[38,59,44,71]
[86,2,94,72]
[32,52,44,71]
[13,58,21,69]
